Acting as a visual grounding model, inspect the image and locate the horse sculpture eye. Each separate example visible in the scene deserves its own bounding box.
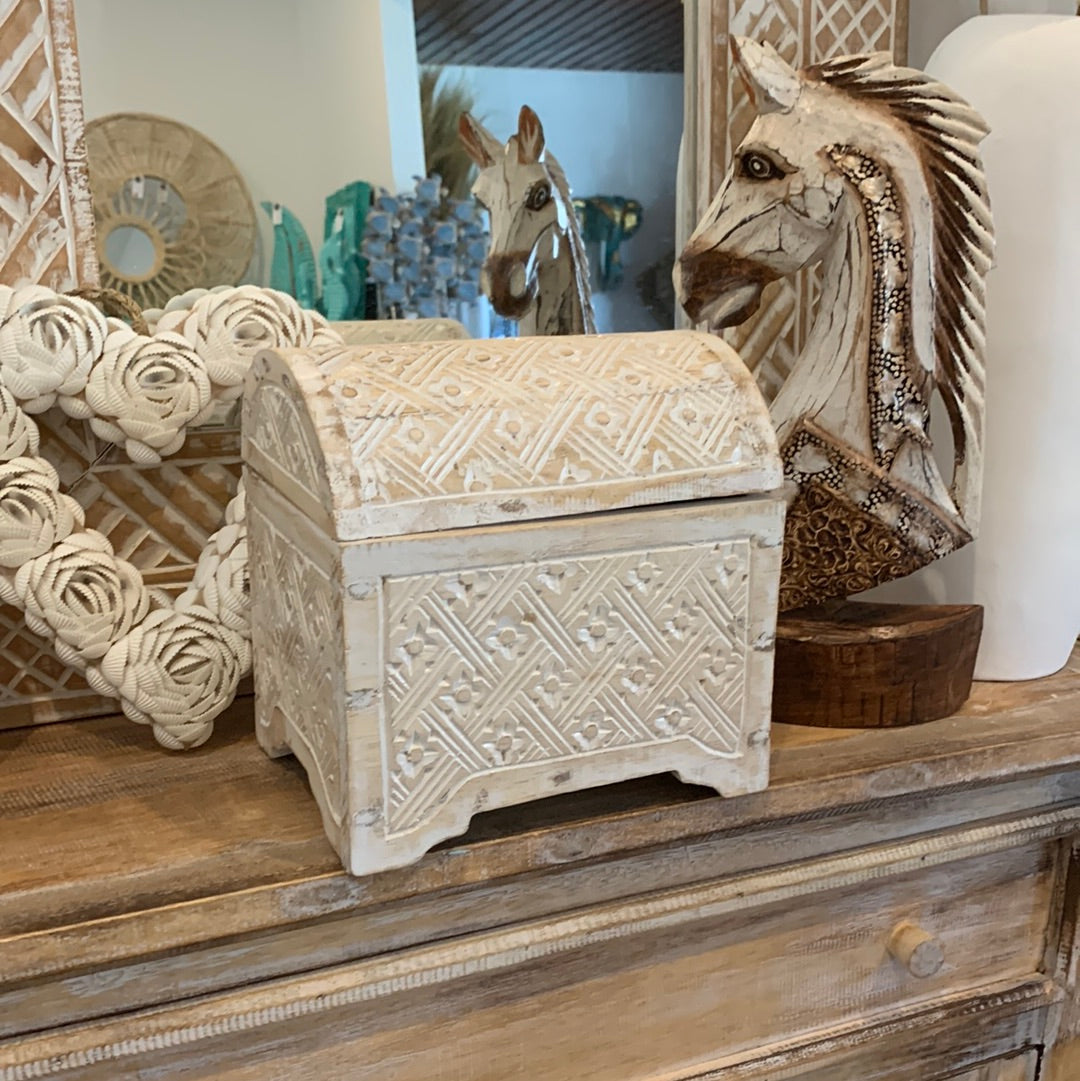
[526,185,551,211]
[740,152,784,181]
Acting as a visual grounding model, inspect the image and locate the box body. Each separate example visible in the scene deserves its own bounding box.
[243,331,785,874]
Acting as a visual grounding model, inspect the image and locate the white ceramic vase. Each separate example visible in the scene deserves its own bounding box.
[873,15,1080,680]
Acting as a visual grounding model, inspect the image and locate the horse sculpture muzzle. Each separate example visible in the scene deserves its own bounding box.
[484,251,539,320]
[675,245,780,330]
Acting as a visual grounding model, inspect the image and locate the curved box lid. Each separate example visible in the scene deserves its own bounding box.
[242,330,782,542]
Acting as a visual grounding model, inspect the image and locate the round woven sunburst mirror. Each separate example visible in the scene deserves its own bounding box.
[86,113,256,309]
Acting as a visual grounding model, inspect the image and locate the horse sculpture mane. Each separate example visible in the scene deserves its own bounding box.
[807,52,993,529]
[544,152,596,335]
[676,39,994,611]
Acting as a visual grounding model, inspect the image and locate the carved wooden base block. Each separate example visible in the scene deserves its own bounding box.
[243,331,786,875]
[773,601,983,729]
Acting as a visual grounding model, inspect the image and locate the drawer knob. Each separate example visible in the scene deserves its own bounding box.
[888,921,944,978]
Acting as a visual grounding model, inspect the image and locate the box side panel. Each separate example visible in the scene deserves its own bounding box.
[246,471,349,862]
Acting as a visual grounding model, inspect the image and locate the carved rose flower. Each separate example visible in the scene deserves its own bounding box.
[13,530,149,663]
[0,287,107,413]
[93,605,247,749]
[156,286,330,401]
[0,383,40,459]
[85,324,213,464]
[175,528,248,633]
[0,457,84,569]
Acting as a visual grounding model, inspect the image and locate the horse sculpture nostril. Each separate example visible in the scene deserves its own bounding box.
[672,258,686,304]
[509,263,528,298]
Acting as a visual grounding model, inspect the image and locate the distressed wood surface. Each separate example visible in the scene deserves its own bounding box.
[1045,835,1080,1081]
[0,0,98,291]
[773,601,984,727]
[0,644,1076,1068]
[2,647,1077,937]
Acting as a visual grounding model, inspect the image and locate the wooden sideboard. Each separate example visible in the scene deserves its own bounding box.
[1,648,1078,1080]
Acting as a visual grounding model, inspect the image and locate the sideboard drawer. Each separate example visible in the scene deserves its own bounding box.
[3,828,1062,1081]
[779,1050,1039,1081]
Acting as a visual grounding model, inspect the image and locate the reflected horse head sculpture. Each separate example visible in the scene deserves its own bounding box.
[677,39,994,611]
[459,105,595,336]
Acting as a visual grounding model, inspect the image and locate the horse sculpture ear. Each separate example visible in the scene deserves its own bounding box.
[459,112,502,168]
[731,37,801,115]
[517,105,546,165]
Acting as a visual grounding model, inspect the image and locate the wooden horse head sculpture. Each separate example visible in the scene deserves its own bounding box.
[677,39,994,611]
[459,106,596,336]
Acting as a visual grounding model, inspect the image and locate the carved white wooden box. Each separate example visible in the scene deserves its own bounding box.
[242,331,786,875]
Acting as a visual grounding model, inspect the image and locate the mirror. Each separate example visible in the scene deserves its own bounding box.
[73,0,684,336]
[103,223,158,280]
[84,112,255,310]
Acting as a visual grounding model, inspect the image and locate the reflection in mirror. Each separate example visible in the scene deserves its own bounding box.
[417,0,684,335]
[104,223,158,280]
[74,0,683,337]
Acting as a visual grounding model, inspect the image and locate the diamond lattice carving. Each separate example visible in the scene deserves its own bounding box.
[248,504,344,824]
[383,540,751,833]
[300,332,778,540]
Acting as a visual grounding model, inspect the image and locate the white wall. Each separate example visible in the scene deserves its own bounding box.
[74,0,424,283]
[443,65,684,333]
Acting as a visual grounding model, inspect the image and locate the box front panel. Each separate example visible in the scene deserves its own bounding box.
[341,497,783,868]
[382,537,753,835]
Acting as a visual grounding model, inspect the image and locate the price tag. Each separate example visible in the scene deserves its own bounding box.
[130,175,145,199]
[272,203,283,226]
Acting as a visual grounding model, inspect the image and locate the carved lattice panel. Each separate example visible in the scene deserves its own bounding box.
[383,540,751,834]
[700,0,909,400]
[0,0,97,289]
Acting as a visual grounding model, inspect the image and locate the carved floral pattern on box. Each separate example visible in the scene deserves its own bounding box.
[703,0,909,400]
[278,331,782,540]
[384,540,751,834]
[246,505,345,825]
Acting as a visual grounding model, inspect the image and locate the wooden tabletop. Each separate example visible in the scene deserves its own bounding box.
[3,646,1078,943]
